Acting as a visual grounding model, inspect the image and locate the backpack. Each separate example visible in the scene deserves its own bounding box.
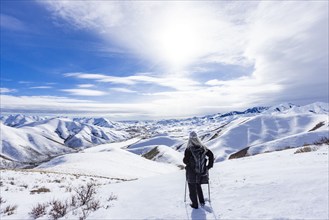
[190,145,209,184]
[190,145,208,174]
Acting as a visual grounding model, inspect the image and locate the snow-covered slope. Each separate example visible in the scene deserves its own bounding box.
[1,102,328,168]
[73,117,119,128]
[20,117,130,148]
[98,145,328,220]
[0,114,46,127]
[37,141,180,179]
[127,134,183,153]
[0,117,130,168]
[2,144,327,219]
[206,112,329,161]
[0,123,74,166]
[141,145,184,167]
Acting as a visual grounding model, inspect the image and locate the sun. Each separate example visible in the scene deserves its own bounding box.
[151,6,211,70]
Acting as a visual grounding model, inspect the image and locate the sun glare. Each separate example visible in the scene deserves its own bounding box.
[152,7,210,70]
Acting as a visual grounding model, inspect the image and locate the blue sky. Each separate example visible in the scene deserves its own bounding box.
[1,1,328,120]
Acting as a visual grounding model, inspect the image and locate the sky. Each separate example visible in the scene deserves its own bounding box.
[0,1,328,120]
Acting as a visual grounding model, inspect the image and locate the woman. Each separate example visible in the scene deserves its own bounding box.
[183,131,214,209]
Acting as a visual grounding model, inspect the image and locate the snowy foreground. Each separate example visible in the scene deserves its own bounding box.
[1,144,328,219]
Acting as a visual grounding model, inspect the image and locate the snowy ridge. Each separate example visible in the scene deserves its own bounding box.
[0,114,47,127]
[0,117,130,168]
[0,102,328,219]
[19,117,130,148]
[141,145,184,167]
[206,112,329,161]
[247,129,328,156]
[1,102,328,168]
[73,117,120,129]
[37,141,180,179]
[0,123,74,165]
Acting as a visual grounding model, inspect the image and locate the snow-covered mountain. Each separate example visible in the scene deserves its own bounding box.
[73,117,119,129]
[1,102,328,168]
[0,114,47,127]
[0,123,75,167]
[206,112,328,161]
[125,102,328,163]
[1,102,328,219]
[19,117,130,148]
[37,139,180,180]
[0,117,130,168]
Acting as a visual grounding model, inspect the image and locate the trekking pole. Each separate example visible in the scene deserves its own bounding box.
[208,182,211,203]
[184,180,187,202]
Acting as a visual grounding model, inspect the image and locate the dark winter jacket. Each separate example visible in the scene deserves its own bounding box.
[183,146,214,184]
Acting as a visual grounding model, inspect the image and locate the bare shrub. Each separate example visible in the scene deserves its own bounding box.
[29,203,47,219]
[74,182,97,206]
[66,186,72,192]
[30,187,51,194]
[3,205,17,215]
[20,184,28,189]
[70,195,78,207]
[49,200,68,220]
[314,137,329,145]
[294,146,318,154]
[107,193,118,202]
[79,209,90,220]
[86,200,101,211]
[0,196,6,204]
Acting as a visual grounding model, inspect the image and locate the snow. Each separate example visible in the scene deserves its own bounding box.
[19,118,130,148]
[0,123,74,164]
[1,102,329,219]
[206,112,328,161]
[0,117,130,167]
[126,134,184,157]
[248,129,329,156]
[36,141,180,180]
[128,134,183,149]
[142,145,184,166]
[1,145,327,219]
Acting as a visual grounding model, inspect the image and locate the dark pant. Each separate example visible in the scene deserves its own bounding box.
[188,183,205,207]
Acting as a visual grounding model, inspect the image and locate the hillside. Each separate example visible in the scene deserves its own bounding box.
[1,102,328,168]
[0,123,74,167]
[1,144,327,219]
[0,117,130,168]
[36,139,180,180]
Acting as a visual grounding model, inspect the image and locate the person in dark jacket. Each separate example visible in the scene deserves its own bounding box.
[183,131,214,209]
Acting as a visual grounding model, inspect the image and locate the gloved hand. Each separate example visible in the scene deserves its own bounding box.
[207,165,213,170]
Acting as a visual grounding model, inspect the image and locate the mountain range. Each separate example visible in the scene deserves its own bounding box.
[0,102,328,168]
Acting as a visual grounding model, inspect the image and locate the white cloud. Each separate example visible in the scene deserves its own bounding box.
[77,84,95,88]
[11,1,328,119]
[110,88,137,93]
[0,88,17,94]
[0,95,155,120]
[61,89,107,96]
[65,72,200,91]
[30,86,53,89]
[39,1,253,71]
[0,14,27,31]
[18,81,32,84]
[143,76,283,117]
[244,1,328,104]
